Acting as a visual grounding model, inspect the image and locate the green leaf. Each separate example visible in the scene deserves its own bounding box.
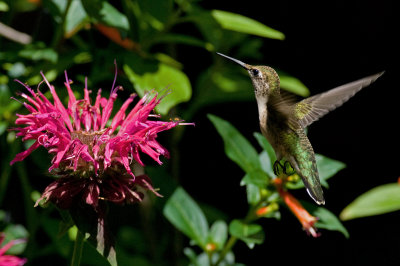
[69,203,117,266]
[82,0,129,30]
[254,132,276,163]
[229,220,264,249]
[340,183,400,221]
[208,220,228,250]
[163,187,209,248]
[211,10,285,40]
[6,62,27,78]
[65,0,88,36]
[19,46,58,63]
[258,151,275,179]
[3,224,28,255]
[183,247,199,265]
[184,249,239,266]
[303,202,349,238]
[137,0,172,25]
[124,61,192,115]
[154,53,183,69]
[0,1,9,12]
[190,67,254,117]
[0,121,7,136]
[153,33,214,51]
[254,132,276,177]
[246,181,261,205]
[208,114,268,187]
[278,72,310,97]
[287,154,345,189]
[41,217,71,257]
[316,154,346,184]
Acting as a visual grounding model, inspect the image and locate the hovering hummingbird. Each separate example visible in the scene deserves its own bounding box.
[217,52,384,205]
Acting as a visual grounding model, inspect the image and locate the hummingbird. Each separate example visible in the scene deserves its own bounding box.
[217,52,384,205]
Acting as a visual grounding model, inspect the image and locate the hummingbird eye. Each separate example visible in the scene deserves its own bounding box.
[251,69,260,77]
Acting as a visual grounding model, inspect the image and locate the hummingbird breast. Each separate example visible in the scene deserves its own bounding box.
[260,103,293,161]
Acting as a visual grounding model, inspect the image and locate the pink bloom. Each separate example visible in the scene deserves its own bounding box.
[11,68,190,209]
[0,233,27,266]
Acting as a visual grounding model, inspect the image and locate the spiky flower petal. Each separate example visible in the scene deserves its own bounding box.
[11,69,188,209]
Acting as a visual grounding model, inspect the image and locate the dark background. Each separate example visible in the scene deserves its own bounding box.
[1,1,398,265]
[179,1,398,265]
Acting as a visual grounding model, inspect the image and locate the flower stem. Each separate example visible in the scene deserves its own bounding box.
[15,158,37,259]
[71,229,85,266]
[213,203,262,266]
[213,236,238,266]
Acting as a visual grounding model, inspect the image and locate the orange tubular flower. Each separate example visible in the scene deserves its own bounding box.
[273,179,319,237]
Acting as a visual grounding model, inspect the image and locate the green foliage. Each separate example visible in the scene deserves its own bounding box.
[208,220,228,250]
[278,72,310,97]
[83,1,130,30]
[229,220,264,249]
[199,115,347,260]
[68,204,117,266]
[0,1,9,12]
[211,10,285,40]
[340,183,400,221]
[0,210,28,256]
[163,187,209,249]
[303,202,349,238]
[124,61,192,115]
[208,114,268,187]
[254,132,276,177]
[2,224,28,254]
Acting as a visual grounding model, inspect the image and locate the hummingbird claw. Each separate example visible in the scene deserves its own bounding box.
[283,161,296,175]
[273,161,285,176]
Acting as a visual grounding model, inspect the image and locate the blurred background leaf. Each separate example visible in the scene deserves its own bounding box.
[228,220,264,249]
[340,183,400,221]
[211,10,285,40]
[124,60,192,115]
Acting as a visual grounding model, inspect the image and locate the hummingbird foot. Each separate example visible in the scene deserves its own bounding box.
[273,160,296,177]
[283,161,296,176]
[273,161,285,176]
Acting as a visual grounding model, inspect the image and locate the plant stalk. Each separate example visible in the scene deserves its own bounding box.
[71,229,85,266]
[213,236,238,266]
[213,202,263,266]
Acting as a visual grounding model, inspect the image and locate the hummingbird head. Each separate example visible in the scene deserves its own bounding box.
[216,53,280,98]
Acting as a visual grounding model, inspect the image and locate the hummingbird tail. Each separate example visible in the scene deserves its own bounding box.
[291,156,325,205]
[304,180,325,205]
[299,171,325,205]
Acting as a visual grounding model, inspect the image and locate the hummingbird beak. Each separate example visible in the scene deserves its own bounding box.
[216,52,250,70]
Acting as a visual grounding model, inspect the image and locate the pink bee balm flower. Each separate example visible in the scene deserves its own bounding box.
[0,233,27,266]
[10,68,190,209]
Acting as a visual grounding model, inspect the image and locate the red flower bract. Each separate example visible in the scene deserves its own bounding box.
[10,69,188,209]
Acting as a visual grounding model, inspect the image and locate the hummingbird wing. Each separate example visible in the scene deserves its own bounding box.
[293,72,384,128]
